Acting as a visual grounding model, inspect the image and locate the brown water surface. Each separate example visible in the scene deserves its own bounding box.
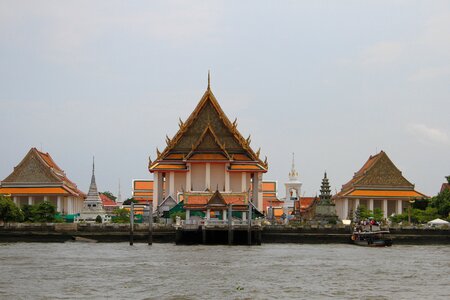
[0,243,448,299]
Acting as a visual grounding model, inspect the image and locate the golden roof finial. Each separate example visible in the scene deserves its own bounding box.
[207,70,211,90]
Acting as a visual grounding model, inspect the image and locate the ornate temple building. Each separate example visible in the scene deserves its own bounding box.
[148,76,268,219]
[0,148,84,214]
[334,151,427,220]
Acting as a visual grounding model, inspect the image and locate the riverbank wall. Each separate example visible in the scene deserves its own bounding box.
[0,223,449,244]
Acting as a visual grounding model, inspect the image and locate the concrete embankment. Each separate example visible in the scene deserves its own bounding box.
[0,223,449,244]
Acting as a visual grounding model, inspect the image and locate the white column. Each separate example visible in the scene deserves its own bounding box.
[185,209,190,220]
[57,196,62,212]
[369,199,374,212]
[153,172,159,209]
[396,199,402,215]
[222,209,227,221]
[206,209,211,220]
[241,172,247,192]
[354,198,360,211]
[68,197,73,214]
[186,163,191,192]
[13,196,18,205]
[383,199,388,219]
[225,164,230,192]
[28,196,33,205]
[252,173,261,211]
[205,163,211,190]
[242,211,247,221]
[169,171,175,198]
[343,198,349,219]
[43,195,49,203]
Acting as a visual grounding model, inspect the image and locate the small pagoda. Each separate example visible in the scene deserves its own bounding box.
[77,159,107,222]
[314,172,338,223]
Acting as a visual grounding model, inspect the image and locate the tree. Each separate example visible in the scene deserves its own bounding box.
[0,195,23,223]
[112,208,130,223]
[123,198,137,205]
[430,189,450,219]
[32,201,57,223]
[101,191,116,201]
[95,215,103,223]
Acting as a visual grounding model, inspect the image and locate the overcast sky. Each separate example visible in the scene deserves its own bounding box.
[1,1,449,199]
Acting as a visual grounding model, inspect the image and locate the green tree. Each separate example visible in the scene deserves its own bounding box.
[0,195,23,223]
[430,189,450,219]
[123,198,137,205]
[373,208,384,222]
[112,208,130,223]
[95,215,103,223]
[170,211,186,222]
[32,201,57,222]
[101,191,116,201]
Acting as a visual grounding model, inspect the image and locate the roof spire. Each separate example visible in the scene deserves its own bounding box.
[289,152,299,181]
[92,156,95,175]
[207,70,211,90]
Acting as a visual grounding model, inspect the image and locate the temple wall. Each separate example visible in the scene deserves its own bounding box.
[230,172,241,192]
[174,172,185,194]
[210,163,225,192]
[191,163,206,191]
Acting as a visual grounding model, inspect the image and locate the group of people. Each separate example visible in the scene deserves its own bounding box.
[354,218,380,232]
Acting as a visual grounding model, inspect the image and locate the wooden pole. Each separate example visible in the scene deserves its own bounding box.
[228,204,233,245]
[130,202,134,246]
[248,201,252,245]
[148,201,153,245]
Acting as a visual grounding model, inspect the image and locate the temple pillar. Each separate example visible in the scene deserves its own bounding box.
[252,173,261,211]
[369,199,374,212]
[241,172,247,192]
[383,199,388,219]
[225,164,230,192]
[354,198,360,211]
[154,172,164,207]
[28,196,33,205]
[57,196,62,212]
[206,209,211,220]
[343,198,349,219]
[68,197,73,214]
[186,163,192,192]
[186,209,190,221]
[169,171,175,198]
[396,199,402,215]
[222,209,227,221]
[13,196,18,205]
[242,211,247,221]
[205,163,211,190]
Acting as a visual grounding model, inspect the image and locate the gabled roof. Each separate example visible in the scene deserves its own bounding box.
[1,148,84,197]
[336,151,426,198]
[149,83,268,172]
[99,193,118,207]
[207,190,227,207]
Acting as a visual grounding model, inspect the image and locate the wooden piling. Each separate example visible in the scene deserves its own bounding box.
[129,202,134,246]
[248,202,252,245]
[228,204,233,245]
[148,202,153,245]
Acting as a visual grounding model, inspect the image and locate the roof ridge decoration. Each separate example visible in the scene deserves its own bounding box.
[149,77,268,171]
[185,125,232,160]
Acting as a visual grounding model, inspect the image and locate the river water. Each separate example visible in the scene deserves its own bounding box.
[0,243,448,299]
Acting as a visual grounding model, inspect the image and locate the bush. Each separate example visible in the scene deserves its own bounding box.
[112,208,129,223]
[170,211,186,222]
[95,215,103,223]
[0,195,23,223]
[32,201,57,222]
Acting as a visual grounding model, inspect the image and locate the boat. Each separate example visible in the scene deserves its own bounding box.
[351,230,393,247]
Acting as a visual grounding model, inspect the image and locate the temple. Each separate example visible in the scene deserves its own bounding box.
[334,151,427,220]
[0,148,84,214]
[148,75,268,220]
[284,153,302,218]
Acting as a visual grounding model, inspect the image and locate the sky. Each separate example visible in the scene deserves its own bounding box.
[0,1,449,199]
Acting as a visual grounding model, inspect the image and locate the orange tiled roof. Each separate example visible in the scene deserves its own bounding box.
[99,193,118,207]
[294,197,317,212]
[151,164,187,170]
[347,189,426,198]
[0,187,69,195]
[229,164,264,171]
[233,154,251,161]
[190,153,228,160]
[262,181,277,192]
[134,180,153,190]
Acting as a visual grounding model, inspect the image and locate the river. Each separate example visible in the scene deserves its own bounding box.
[0,243,448,299]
